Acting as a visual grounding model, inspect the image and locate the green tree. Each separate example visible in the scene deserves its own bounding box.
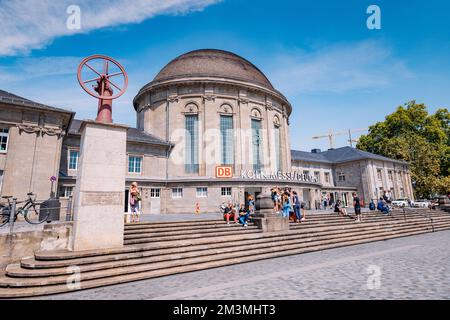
[357,101,450,198]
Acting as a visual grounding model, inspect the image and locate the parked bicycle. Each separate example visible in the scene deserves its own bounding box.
[0,193,49,227]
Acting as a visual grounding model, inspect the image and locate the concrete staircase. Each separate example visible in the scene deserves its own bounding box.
[0,209,449,298]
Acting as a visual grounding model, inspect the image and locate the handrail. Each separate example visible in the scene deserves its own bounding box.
[403,207,434,232]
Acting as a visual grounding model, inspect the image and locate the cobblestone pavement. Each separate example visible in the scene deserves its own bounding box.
[36,230,450,300]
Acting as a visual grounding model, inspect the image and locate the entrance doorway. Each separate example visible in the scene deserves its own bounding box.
[244,187,262,210]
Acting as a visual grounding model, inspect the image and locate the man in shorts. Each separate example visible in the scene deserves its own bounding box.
[353,192,362,223]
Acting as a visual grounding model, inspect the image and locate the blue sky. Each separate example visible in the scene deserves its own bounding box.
[0,0,449,151]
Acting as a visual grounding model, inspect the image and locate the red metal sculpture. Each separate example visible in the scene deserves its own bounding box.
[77,55,128,123]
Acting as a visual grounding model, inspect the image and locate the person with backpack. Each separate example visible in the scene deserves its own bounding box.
[129,182,142,223]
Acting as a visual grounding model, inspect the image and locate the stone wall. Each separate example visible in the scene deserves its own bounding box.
[0,223,72,271]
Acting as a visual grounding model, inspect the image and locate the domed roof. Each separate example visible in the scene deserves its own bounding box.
[150,49,275,91]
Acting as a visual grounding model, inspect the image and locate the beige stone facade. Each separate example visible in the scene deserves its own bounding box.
[0,50,415,215]
[0,91,73,202]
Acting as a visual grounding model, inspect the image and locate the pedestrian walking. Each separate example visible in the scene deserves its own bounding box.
[129,182,141,223]
[293,191,302,223]
[353,192,362,223]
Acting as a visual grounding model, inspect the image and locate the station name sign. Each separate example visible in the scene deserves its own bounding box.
[215,166,320,183]
[240,170,319,183]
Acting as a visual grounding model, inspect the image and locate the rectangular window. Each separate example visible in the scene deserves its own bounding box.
[338,173,346,182]
[274,125,281,171]
[128,156,142,174]
[388,171,393,181]
[251,119,263,172]
[59,186,74,198]
[314,171,320,182]
[172,188,183,199]
[68,149,79,170]
[325,172,330,183]
[150,188,160,198]
[0,128,9,153]
[377,169,383,180]
[196,187,208,198]
[185,115,199,173]
[303,170,310,178]
[220,115,234,165]
[221,187,232,197]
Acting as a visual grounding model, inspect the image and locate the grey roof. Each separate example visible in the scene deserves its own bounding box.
[134,49,292,111]
[290,150,332,164]
[152,49,275,91]
[0,89,74,115]
[291,146,408,165]
[68,119,172,147]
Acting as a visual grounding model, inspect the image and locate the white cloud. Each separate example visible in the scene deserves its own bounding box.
[267,41,415,95]
[0,0,220,56]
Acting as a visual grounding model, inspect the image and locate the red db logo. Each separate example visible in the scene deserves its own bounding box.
[215,166,233,178]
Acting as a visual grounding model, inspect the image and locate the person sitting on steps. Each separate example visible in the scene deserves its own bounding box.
[238,204,249,227]
[334,199,347,216]
[224,202,237,225]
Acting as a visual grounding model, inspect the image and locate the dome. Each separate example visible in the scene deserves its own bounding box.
[150,49,275,90]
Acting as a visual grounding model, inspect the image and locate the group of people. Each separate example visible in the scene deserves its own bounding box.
[369,198,391,214]
[270,187,306,223]
[222,195,255,227]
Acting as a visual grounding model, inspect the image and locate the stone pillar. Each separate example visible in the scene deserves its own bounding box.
[71,120,127,251]
[253,192,290,233]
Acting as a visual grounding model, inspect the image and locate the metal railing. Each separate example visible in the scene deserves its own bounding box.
[1,196,73,234]
[401,207,435,232]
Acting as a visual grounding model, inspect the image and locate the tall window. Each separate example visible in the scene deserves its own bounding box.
[251,119,263,171]
[128,156,142,174]
[0,128,9,153]
[388,171,393,181]
[220,115,234,165]
[274,125,281,171]
[68,149,79,170]
[314,171,320,182]
[377,169,383,180]
[325,172,330,183]
[185,115,199,173]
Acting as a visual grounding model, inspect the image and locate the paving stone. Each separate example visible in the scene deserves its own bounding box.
[29,230,450,300]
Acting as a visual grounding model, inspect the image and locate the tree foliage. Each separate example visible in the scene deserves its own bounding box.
[357,101,450,199]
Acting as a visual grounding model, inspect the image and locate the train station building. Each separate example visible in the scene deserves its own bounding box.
[0,49,415,214]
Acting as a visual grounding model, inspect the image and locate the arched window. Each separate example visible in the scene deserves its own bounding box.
[273,115,282,171]
[185,114,199,173]
[251,108,262,119]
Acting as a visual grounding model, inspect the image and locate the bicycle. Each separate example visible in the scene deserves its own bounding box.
[0,193,49,227]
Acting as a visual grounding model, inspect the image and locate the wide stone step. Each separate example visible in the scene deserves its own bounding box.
[11,220,450,277]
[3,221,450,287]
[1,224,450,298]
[125,215,449,244]
[33,215,449,261]
[20,217,443,269]
[124,224,259,239]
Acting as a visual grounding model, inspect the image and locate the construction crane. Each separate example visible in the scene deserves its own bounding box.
[312,128,368,149]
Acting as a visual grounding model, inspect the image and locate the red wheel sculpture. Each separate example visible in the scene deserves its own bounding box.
[77,55,128,100]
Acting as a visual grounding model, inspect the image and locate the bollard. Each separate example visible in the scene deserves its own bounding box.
[9,198,17,234]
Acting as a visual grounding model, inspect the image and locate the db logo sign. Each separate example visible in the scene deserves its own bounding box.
[215,166,233,178]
